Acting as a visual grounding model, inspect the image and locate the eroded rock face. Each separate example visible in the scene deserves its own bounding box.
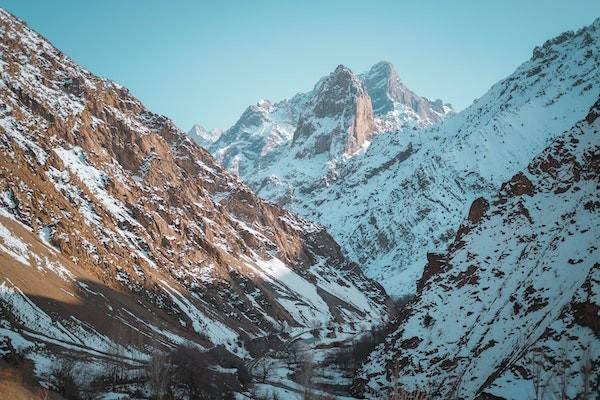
[355,99,600,399]
[292,65,376,157]
[0,7,388,374]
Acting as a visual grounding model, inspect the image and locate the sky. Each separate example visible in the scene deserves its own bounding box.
[2,1,599,131]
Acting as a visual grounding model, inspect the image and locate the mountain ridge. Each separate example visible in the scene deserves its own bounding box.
[0,8,389,396]
[204,61,453,182]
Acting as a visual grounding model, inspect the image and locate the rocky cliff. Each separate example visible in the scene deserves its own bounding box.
[362,61,452,122]
[292,65,376,158]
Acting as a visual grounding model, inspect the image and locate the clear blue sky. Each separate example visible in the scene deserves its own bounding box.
[2,1,599,131]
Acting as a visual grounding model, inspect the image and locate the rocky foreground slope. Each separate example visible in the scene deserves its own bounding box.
[210,19,600,296]
[355,99,600,398]
[0,8,389,394]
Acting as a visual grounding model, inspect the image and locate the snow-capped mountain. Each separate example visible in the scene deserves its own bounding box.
[355,98,600,398]
[223,19,600,296]
[2,5,598,398]
[187,124,222,148]
[210,95,309,176]
[207,61,452,183]
[362,61,453,130]
[0,7,388,392]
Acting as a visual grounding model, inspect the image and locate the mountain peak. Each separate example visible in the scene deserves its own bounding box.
[187,124,222,147]
[256,98,273,111]
[334,63,351,73]
[362,61,453,120]
[369,60,396,75]
[317,64,363,93]
[292,64,375,157]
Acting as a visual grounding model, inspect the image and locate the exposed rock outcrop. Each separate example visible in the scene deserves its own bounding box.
[362,61,452,120]
[292,65,376,157]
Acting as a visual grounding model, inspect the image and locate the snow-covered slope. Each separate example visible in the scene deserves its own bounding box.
[236,19,600,296]
[210,96,309,176]
[355,98,600,398]
[0,7,388,389]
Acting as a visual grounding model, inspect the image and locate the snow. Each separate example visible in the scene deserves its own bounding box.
[311,261,375,317]
[0,220,30,266]
[250,257,331,325]
[1,190,17,209]
[35,255,75,281]
[160,280,242,353]
[54,146,137,224]
[359,97,600,397]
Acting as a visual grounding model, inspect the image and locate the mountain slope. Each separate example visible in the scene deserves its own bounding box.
[355,99,600,398]
[0,7,388,389]
[210,95,309,176]
[241,19,600,296]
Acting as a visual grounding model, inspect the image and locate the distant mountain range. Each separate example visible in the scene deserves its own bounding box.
[205,20,600,299]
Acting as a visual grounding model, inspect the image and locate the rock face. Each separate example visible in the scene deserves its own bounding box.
[355,99,600,399]
[292,65,376,158]
[0,7,388,385]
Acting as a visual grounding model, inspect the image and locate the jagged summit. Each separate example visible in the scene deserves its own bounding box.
[362,61,399,114]
[206,60,453,179]
[292,64,376,157]
[362,60,453,120]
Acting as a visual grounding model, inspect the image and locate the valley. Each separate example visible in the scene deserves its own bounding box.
[0,7,598,400]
